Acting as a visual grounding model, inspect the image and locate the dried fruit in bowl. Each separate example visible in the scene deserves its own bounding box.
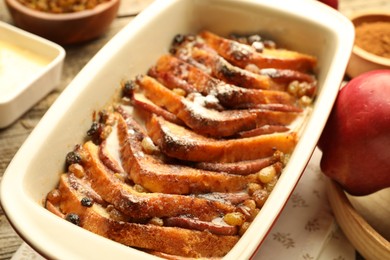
[16,0,111,13]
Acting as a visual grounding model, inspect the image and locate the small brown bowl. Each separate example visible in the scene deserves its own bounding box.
[5,0,120,45]
[346,11,390,78]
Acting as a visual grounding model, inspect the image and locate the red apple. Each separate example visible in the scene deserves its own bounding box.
[318,0,338,9]
[318,70,390,196]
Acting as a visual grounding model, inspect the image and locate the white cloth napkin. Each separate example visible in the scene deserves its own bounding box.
[12,149,355,260]
[254,148,355,259]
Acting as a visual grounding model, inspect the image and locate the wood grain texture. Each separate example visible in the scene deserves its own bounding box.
[0,1,140,258]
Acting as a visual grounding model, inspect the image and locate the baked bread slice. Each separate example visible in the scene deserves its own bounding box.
[51,173,239,258]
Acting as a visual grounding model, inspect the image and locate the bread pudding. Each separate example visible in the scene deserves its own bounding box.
[45,30,317,258]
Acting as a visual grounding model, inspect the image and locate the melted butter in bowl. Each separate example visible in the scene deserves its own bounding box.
[0,40,51,97]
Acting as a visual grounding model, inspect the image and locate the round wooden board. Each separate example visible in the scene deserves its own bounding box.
[326,180,390,259]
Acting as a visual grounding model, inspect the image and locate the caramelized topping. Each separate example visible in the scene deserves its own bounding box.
[45,30,317,258]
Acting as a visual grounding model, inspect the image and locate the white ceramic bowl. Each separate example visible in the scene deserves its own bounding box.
[0,21,65,128]
[0,0,354,259]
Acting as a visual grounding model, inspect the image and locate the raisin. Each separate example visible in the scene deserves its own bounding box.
[98,110,109,124]
[229,33,247,44]
[172,34,185,45]
[46,189,61,205]
[247,34,262,44]
[65,213,80,226]
[80,197,93,207]
[65,151,81,168]
[122,80,137,98]
[252,41,264,53]
[252,189,269,208]
[220,65,235,78]
[263,40,276,49]
[87,121,104,144]
[170,34,189,54]
[87,121,100,136]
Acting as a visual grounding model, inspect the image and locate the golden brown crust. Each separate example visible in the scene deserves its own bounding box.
[199,30,317,72]
[149,54,294,105]
[175,47,286,91]
[136,75,299,138]
[57,174,239,258]
[116,111,259,194]
[170,32,316,91]
[131,92,184,125]
[146,114,297,163]
[191,153,281,175]
[82,139,236,220]
[189,47,316,86]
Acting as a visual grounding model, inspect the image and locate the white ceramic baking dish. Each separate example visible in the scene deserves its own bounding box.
[0,0,354,259]
[0,21,65,128]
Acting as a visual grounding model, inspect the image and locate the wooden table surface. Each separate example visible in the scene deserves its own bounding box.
[0,0,389,259]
